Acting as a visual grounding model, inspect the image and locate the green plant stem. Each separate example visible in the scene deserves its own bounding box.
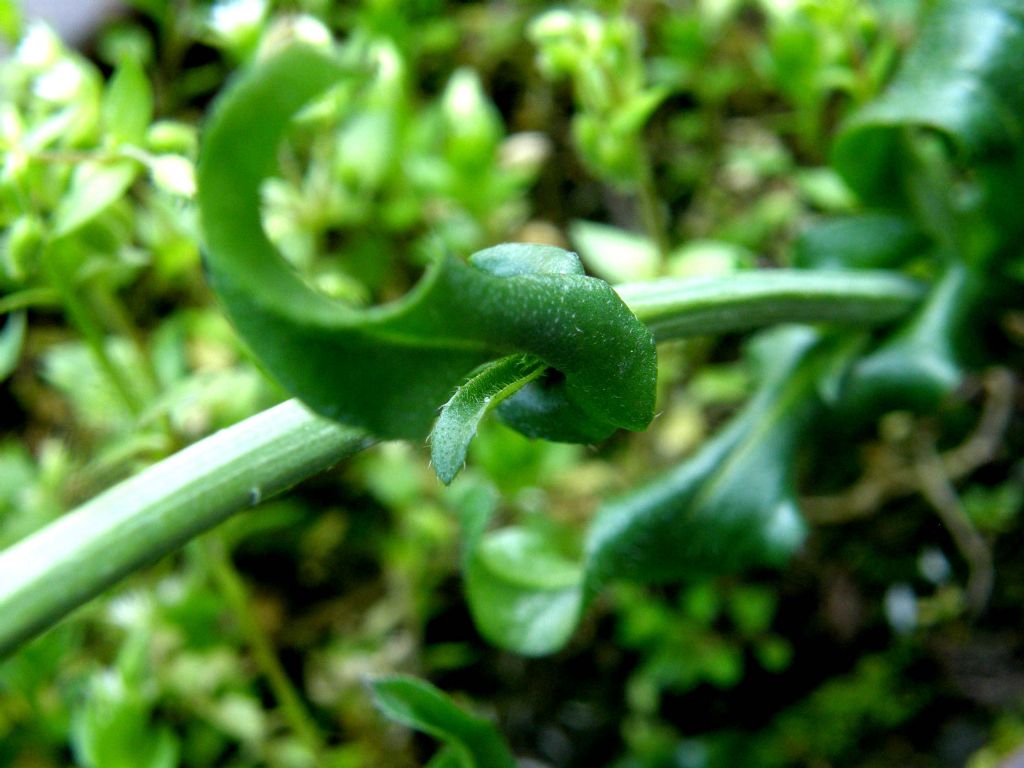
[0,399,373,658]
[0,287,60,314]
[43,240,143,415]
[0,270,921,657]
[203,536,327,757]
[617,269,924,341]
[91,283,178,444]
[635,146,670,261]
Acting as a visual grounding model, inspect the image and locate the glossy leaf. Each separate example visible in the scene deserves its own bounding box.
[461,328,843,656]
[431,354,544,485]
[371,676,516,768]
[197,45,656,441]
[585,328,827,588]
[833,0,1024,206]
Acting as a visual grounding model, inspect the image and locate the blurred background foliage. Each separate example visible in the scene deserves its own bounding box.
[0,0,1022,766]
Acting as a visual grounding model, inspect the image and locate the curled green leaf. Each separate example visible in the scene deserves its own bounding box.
[834,0,1024,205]
[371,675,516,768]
[197,45,656,442]
[842,263,982,414]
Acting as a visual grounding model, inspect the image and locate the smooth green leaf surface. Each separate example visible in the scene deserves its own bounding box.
[0,400,372,658]
[371,676,516,768]
[843,263,981,414]
[834,0,1024,205]
[585,328,826,588]
[616,270,923,342]
[198,45,656,442]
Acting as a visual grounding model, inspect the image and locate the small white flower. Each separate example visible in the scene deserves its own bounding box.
[444,69,486,122]
[884,584,918,635]
[106,591,152,628]
[257,14,333,59]
[287,14,331,48]
[500,132,552,173]
[208,0,266,39]
[33,60,85,102]
[530,9,577,39]
[16,22,62,69]
[758,0,801,19]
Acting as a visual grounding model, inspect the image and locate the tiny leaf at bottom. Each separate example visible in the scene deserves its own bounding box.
[431,354,545,484]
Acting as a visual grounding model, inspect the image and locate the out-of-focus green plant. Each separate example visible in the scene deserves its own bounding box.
[0,1,1022,766]
[754,0,907,151]
[528,8,666,190]
[528,7,671,256]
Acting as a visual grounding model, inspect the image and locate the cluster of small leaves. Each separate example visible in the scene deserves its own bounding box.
[528,8,666,189]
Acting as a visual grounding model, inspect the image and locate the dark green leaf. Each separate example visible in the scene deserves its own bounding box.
[842,263,981,414]
[496,370,629,444]
[833,0,1024,205]
[426,747,466,768]
[584,327,820,589]
[371,676,516,768]
[197,45,656,442]
[461,328,845,656]
[793,214,927,271]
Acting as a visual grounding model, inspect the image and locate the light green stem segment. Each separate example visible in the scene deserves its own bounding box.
[0,400,372,658]
[0,269,920,658]
[618,270,924,341]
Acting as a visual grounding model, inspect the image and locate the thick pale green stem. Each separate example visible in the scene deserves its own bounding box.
[618,270,923,341]
[0,269,921,657]
[0,400,372,658]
